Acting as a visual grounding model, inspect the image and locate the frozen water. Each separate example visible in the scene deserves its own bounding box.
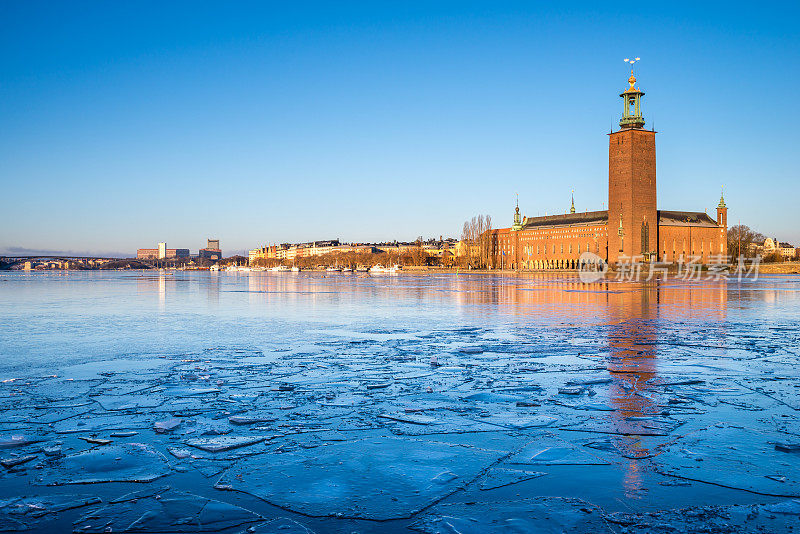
[409,497,612,533]
[605,499,800,532]
[186,435,268,452]
[216,436,509,520]
[251,517,317,533]
[2,271,800,532]
[509,434,610,466]
[0,495,101,531]
[73,487,261,532]
[478,467,547,490]
[655,425,800,496]
[154,417,182,433]
[36,443,172,485]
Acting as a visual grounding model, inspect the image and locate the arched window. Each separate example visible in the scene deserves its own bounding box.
[640,221,649,254]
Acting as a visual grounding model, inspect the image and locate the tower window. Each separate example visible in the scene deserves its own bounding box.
[640,222,649,254]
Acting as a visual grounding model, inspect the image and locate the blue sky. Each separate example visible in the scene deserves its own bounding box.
[1,1,798,256]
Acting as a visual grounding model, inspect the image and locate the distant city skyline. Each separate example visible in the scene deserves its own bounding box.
[2,2,799,256]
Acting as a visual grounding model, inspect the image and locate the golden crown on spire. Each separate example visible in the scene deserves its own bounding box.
[624,57,641,92]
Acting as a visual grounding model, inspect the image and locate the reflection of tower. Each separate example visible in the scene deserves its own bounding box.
[607,285,659,497]
[605,280,729,497]
[608,65,657,264]
[158,273,166,309]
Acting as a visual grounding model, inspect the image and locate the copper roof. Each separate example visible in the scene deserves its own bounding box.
[658,210,719,227]
[522,210,609,229]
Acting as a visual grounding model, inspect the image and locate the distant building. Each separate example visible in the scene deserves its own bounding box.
[248,239,390,264]
[158,242,167,260]
[199,248,222,260]
[764,238,796,260]
[137,248,158,260]
[199,238,222,260]
[138,247,190,260]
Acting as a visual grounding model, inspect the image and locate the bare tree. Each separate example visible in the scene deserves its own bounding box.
[727,225,765,258]
[411,236,427,266]
[459,214,494,268]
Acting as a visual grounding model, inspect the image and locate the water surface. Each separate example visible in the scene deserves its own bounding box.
[1,271,798,532]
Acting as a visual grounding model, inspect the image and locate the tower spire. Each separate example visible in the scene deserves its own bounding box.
[620,57,645,129]
[512,193,522,231]
[718,185,726,208]
[570,189,575,213]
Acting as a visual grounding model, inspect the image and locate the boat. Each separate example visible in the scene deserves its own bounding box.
[369,264,389,273]
[388,264,402,274]
[355,266,369,272]
[326,266,341,272]
[209,264,220,271]
[291,266,300,272]
[341,267,353,273]
[271,265,290,272]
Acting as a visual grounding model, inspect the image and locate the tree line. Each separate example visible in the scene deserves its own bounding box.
[726,224,795,262]
[459,215,493,269]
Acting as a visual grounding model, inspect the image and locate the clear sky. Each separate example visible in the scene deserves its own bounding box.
[1,1,798,256]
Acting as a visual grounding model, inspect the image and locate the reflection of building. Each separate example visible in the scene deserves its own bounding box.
[488,69,728,269]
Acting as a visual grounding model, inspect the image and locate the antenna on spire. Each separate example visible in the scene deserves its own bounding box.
[624,57,641,75]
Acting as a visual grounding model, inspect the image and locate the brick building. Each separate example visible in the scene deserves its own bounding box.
[488,70,728,269]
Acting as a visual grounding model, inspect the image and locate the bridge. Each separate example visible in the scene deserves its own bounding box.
[0,255,122,261]
[0,255,130,270]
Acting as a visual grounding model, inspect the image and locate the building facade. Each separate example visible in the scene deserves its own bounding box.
[488,70,728,269]
[249,240,385,263]
[137,248,190,260]
[763,238,797,260]
[199,238,222,260]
